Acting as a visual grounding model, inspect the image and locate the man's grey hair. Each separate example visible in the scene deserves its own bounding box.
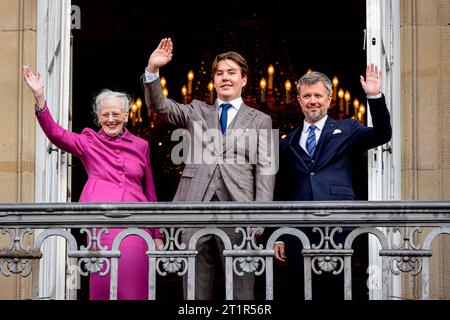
[297,71,332,95]
[93,89,131,114]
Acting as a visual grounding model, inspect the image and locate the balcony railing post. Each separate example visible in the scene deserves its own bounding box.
[265,256,274,300]
[187,256,196,300]
[31,258,40,299]
[344,256,352,300]
[304,256,313,300]
[422,256,430,300]
[224,256,233,300]
[66,257,78,300]
[382,257,390,300]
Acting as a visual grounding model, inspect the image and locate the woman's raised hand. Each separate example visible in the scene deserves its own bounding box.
[23,66,46,108]
[23,66,44,96]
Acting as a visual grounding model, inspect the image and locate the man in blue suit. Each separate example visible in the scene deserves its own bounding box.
[273,64,392,299]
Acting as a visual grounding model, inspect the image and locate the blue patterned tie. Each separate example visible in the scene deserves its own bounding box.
[220,103,233,134]
[306,125,317,157]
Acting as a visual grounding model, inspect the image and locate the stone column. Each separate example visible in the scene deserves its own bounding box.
[0,0,37,300]
[401,0,450,299]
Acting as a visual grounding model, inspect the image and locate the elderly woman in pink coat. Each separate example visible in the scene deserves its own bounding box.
[23,66,164,300]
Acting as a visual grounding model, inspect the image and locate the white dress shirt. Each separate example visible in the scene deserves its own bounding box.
[144,69,159,83]
[216,97,242,129]
[368,93,382,99]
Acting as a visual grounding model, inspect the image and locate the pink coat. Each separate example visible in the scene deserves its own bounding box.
[37,107,163,238]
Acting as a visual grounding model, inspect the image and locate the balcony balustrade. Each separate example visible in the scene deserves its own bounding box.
[1,201,450,300]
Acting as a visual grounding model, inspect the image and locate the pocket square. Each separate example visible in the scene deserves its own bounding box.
[333,129,342,135]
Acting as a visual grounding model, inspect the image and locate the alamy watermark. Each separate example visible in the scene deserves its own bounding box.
[71,5,81,30]
[367,264,381,291]
[170,123,279,175]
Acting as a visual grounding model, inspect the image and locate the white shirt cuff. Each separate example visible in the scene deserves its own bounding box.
[144,69,160,84]
[367,93,382,99]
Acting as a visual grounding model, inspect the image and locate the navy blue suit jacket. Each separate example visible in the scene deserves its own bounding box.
[275,95,392,201]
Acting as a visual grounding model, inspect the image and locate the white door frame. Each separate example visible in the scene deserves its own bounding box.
[366,0,402,300]
[35,0,72,300]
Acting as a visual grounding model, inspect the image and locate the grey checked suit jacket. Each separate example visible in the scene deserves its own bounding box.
[144,78,276,202]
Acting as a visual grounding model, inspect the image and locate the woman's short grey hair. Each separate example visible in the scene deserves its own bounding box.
[93,89,131,114]
[297,71,332,95]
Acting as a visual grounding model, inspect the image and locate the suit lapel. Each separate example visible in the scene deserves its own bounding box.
[203,103,221,155]
[205,103,219,131]
[314,117,337,167]
[222,104,255,154]
[287,125,310,172]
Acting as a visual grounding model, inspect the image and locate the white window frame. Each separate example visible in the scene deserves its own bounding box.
[366,0,402,300]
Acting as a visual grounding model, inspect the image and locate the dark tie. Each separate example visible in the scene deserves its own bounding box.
[220,103,233,134]
[306,125,317,157]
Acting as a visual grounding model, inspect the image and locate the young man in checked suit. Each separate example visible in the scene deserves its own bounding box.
[143,38,276,300]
